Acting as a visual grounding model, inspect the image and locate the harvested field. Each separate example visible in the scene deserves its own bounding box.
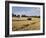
[12,17,40,31]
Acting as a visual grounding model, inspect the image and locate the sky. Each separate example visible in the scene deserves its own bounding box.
[12,7,40,16]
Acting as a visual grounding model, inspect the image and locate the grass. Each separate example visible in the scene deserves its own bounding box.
[12,17,40,31]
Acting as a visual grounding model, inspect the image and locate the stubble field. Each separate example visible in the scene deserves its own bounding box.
[12,17,40,31]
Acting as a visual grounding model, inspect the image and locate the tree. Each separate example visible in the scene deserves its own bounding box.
[22,15,26,17]
[12,13,16,17]
[17,15,20,17]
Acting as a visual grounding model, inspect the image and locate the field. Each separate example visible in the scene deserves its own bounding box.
[12,17,40,31]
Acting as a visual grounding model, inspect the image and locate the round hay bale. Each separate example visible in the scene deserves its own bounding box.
[27,17,32,20]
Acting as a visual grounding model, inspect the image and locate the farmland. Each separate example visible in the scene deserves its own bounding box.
[12,17,40,31]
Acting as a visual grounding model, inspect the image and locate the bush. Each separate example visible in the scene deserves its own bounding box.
[27,17,31,20]
[17,15,20,17]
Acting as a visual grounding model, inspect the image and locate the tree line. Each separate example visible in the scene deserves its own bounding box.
[12,14,40,18]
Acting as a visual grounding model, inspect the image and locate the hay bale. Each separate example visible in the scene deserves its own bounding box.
[27,17,32,20]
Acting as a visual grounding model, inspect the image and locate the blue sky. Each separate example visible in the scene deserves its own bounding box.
[12,7,40,16]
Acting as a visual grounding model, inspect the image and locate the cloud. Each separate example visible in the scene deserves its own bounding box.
[12,7,40,16]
